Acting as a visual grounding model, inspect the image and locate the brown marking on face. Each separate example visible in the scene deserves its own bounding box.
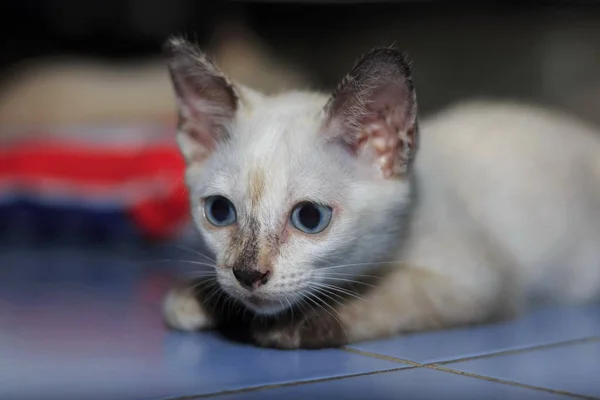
[226,216,285,285]
[247,166,266,208]
[256,232,280,274]
[230,218,259,265]
[228,216,260,272]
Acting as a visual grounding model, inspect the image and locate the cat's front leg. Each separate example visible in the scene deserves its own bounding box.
[163,280,217,331]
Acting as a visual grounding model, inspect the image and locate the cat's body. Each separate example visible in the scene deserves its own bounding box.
[413,101,600,308]
[163,38,600,348]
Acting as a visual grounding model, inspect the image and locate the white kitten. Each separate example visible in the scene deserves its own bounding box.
[162,37,600,348]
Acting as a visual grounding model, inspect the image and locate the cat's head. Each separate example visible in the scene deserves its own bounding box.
[165,38,419,315]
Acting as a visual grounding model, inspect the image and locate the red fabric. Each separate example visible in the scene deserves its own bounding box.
[130,183,190,240]
[2,140,181,183]
[0,137,190,240]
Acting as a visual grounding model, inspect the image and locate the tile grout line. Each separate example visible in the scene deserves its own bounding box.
[425,364,600,400]
[340,335,600,367]
[340,337,600,400]
[166,366,421,400]
[432,336,600,366]
[169,336,600,400]
[340,346,422,366]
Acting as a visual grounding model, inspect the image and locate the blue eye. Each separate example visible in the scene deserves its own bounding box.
[204,195,237,227]
[290,202,333,234]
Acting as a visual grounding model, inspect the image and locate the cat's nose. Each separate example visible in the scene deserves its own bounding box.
[232,268,270,289]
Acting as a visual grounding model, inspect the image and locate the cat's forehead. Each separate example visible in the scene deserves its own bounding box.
[238,92,327,147]
[212,92,346,212]
[229,92,327,172]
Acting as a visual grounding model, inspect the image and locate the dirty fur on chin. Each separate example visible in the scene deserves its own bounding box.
[162,36,600,349]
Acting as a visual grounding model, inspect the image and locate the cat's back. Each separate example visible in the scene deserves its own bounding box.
[416,100,600,303]
[418,100,600,212]
[420,100,600,172]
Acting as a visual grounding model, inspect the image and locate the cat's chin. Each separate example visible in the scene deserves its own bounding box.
[239,294,291,316]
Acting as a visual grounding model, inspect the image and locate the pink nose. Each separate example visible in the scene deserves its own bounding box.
[232,268,270,288]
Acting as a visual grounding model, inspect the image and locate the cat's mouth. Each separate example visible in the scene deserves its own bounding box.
[218,276,298,315]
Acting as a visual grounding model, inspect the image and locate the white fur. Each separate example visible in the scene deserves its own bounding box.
[163,285,214,331]
[181,91,600,319]
[411,101,600,307]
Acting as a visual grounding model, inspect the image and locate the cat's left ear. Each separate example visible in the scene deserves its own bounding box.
[323,48,418,179]
[164,37,238,164]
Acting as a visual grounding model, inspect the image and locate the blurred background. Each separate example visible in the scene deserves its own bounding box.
[1,0,600,248]
[1,5,599,397]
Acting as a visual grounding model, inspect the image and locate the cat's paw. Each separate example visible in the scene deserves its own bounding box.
[252,326,302,349]
[163,285,215,331]
[252,313,347,349]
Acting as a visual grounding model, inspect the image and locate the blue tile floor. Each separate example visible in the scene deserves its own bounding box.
[1,245,599,400]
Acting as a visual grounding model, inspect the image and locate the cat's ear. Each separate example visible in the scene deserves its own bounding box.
[323,48,418,179]
[164,37,238,163]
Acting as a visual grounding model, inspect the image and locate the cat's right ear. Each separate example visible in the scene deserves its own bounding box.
[322,48,418,179]
[164,37,238,163]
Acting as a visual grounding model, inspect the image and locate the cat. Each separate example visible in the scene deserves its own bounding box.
[162,37,600,349]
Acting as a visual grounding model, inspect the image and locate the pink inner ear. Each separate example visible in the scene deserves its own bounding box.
[177,100,216,159]
[352,87,416,178]
[176,87,235,163]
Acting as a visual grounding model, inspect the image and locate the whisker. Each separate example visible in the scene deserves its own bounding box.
[178,270,217,280]
[215,291,228,312]
[318,272,382,279]
[303,291,334,318]
[295,297,307,315]
[226,294,236,316]
[190,276,217,285]
[282,293,295,325]
[191,278,218,292]
[314,253,345,264]
[295,298,312,329]
[309,289,343,313]
[174,260,217,268]
[302,291,326,315]
[311,282,366,302]
[182,272,218,281]
[317,276,376,288]
[217,291,227,313]
[172,244,216,263]
[307,285,345,307]
[319,282,366,300]
[181,269,217,276]
[303,291,348,339]
[276,297,286,322]
[318,260,398,271]
[142,259,216,268]
[298,293,318,318]
[203,287,222,305]
[183,269,217,275]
